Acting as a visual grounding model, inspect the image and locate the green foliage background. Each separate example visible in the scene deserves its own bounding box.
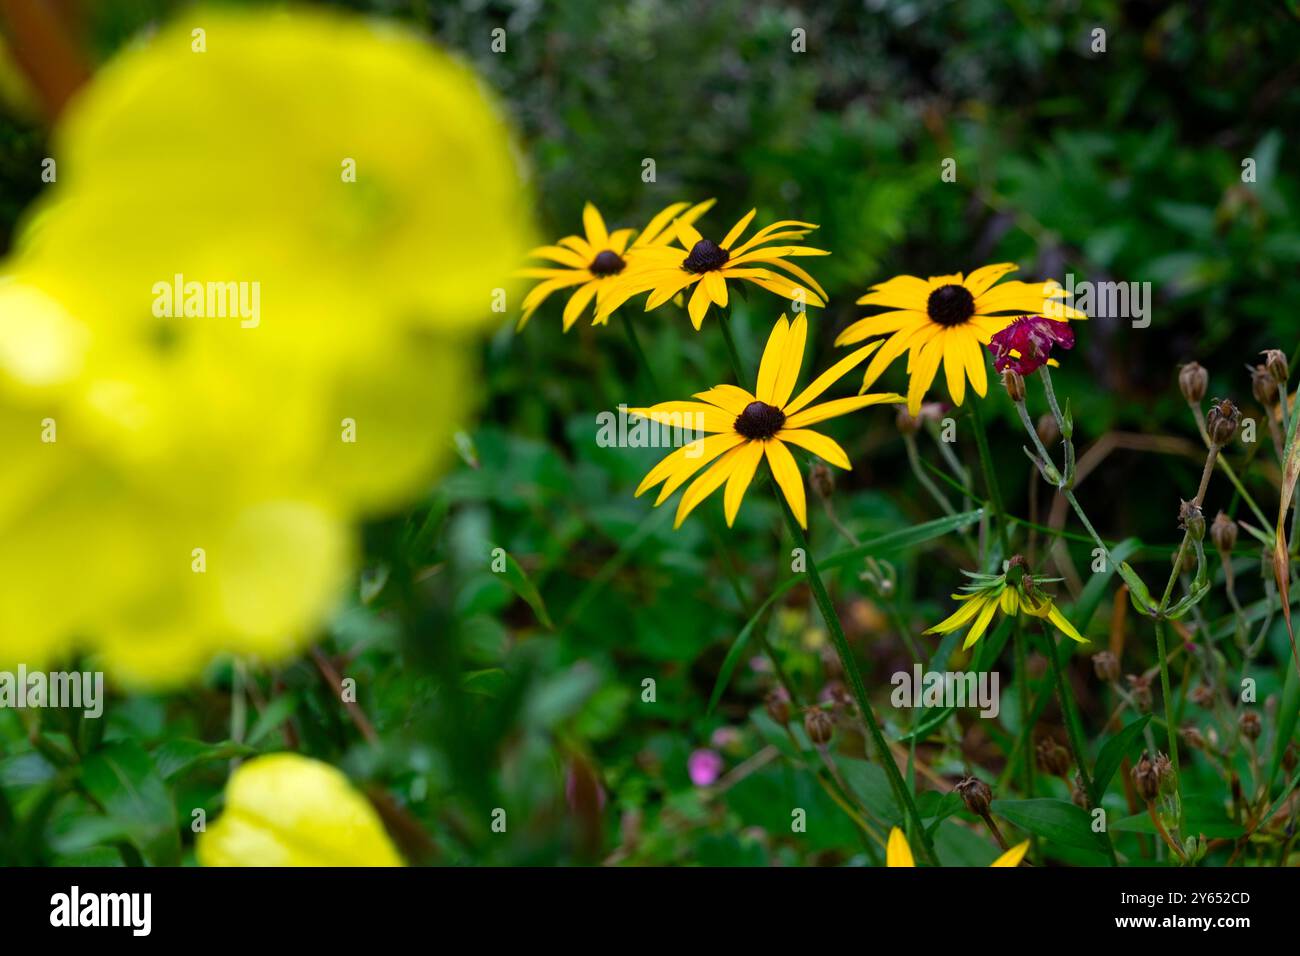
[1,0,1298,866]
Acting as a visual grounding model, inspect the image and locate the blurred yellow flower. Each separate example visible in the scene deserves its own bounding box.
[887,826,1028,867]
[198,754,403,867]
[0,7,530,684]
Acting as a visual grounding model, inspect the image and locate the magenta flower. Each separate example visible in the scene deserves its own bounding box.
[687,748,724,787]
[988,315,1075,374]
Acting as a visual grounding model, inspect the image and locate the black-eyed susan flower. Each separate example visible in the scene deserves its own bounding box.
[597,210,830,329]
[628,313,903,529]
[835,264,1084,414]
[887,827,1028,867]
[925,556,1087,650]
[517,200,714,330]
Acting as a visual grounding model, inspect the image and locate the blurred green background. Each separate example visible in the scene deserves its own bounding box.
[1,0,1298,866]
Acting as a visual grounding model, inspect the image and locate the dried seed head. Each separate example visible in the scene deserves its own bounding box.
[810,460,835,500]
[1190,683,1216,709]
[1178,362,1208,404]
[1181,725,1206,751]
[1205,397,1241,447]
[1210,511,1238,554]
[1152,752,1175,795]
[955,775,993,817]
[764,687,792,725]
[1091,651,1120,683]
[1262,348,1289,386]
[1036,738,1072,777]
[1239,710,1262,741]
[1001,368,1026,403]
[1249,364,1280,407]
[1128,674,1153,713]
[1132,750,1161,802]
[803,707,834,745]
[1035,412,1060,448]
[1178,500,1205,541]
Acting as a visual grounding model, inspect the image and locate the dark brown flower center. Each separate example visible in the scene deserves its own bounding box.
[589,250,626,277]
[927,283,976,327]
[734,400,786,440]
[682,239,730,274]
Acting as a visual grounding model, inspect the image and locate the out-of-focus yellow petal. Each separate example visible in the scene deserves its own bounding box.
[887,827,915,867]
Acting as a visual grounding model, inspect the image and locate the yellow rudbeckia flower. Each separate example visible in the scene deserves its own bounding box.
[517,199,714,330]
[630,313,902,528]
[887,826,1029,867]
[924,558,1088,650]
[596,210,830,329]
[198,754,403,867]
[835,264,1084,413]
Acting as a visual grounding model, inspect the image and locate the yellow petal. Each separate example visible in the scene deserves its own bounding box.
[925,592,990,635]
[625,401,736,433]
[1048,603,1089,644]
[906,334,945,415]
[723,440,764,526]
[962,263,1018,298]
[582,202,609,248]
[703,270,729,308]
[765,438,806,528]
[693,384,756,414]
[675,443,746,527]
[783,392,903,429]
[835,310,926,347]
[755,315,791,403]
[777,428,850,469]
[886,827,915,867]
[687,280,713,330]
[962,595,1001,650]
[786,341,883,415]
[635,432,747,498]
[721,208,757,248]
[771,311,807,407]
[942,330,967,406]
[990,840,1030,867]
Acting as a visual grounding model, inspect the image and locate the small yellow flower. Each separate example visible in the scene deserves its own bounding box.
[630,313,902,529]
[925,560,1088,650]
[596,209,830,329]
[887,826,1029,867]
[517,199,713,330]
[198,754,403,867]
[835,264,1084,413]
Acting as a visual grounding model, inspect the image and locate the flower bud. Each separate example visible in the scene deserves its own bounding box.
[764,687,792,725]
[1153,752,1175,796]
[1178,500,1205,541]
[1036,738,1071,777]
[1190,683,1215,709]
[1249,364,1279,407]
[804,707,834,745]
[1262,348,1289,386]
[1239,710,1261,741]
[1035,413,1060,448]
[1210,511,1237,554]
[1070,774,1088,809]
[1127,674,1153,713]
[955,775,992,817]
[895,407,921,436]
[1181,725,1206,751]
[1178,362,1208,404]
[1091,651,1120,683]
[1132,751,1161,802]
[1205,397,1241,447]
[1001,368,1026,403]
[810,460,835,500]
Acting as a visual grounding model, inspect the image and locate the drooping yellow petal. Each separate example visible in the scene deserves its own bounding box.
[635,432,747,497]
[643,270,698,312]
[960,329,988,398]
[764,438,806,528]
[924,592,993,635]
[942,330,967,406]
[778,428,850,469]
[999,587,1020,614]
[582,203,609,249]
[783,392,903,429]
[835,310,926,347]
[990,841,1029,867]
[906,334,945,415]
[702,271,729,308]
[1047,603,1089,644]
[687,281,713,329]
[962,595,1001,650]
[786,341,883,415]
[858,322,935,391]
[722,440,764,526]
[675,444,746,528]
[655,434,748,505]
[771,312,807,407]
[886,827,915,867]
[561,281,598,331]
[755,315,791,403]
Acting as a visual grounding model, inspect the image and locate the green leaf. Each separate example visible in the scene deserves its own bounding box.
[1268,664,1300,788]
[708,509,983,713]
[1117,561,1157,614]
[245,693,299,747]
[152,739,256,782]
[1092,715,1151,797]
[990,798,1107,855]
[79,741,180,866]
[496,546,554,629]
[835,757,902,826]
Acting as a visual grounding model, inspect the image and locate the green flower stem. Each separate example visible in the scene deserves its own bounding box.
[617,309,659,393]
[1040,622,1119,865]
[778,495,937,864]
[717,307,747,384]
[968,398,1009,561]
[1189,403,1271,530]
